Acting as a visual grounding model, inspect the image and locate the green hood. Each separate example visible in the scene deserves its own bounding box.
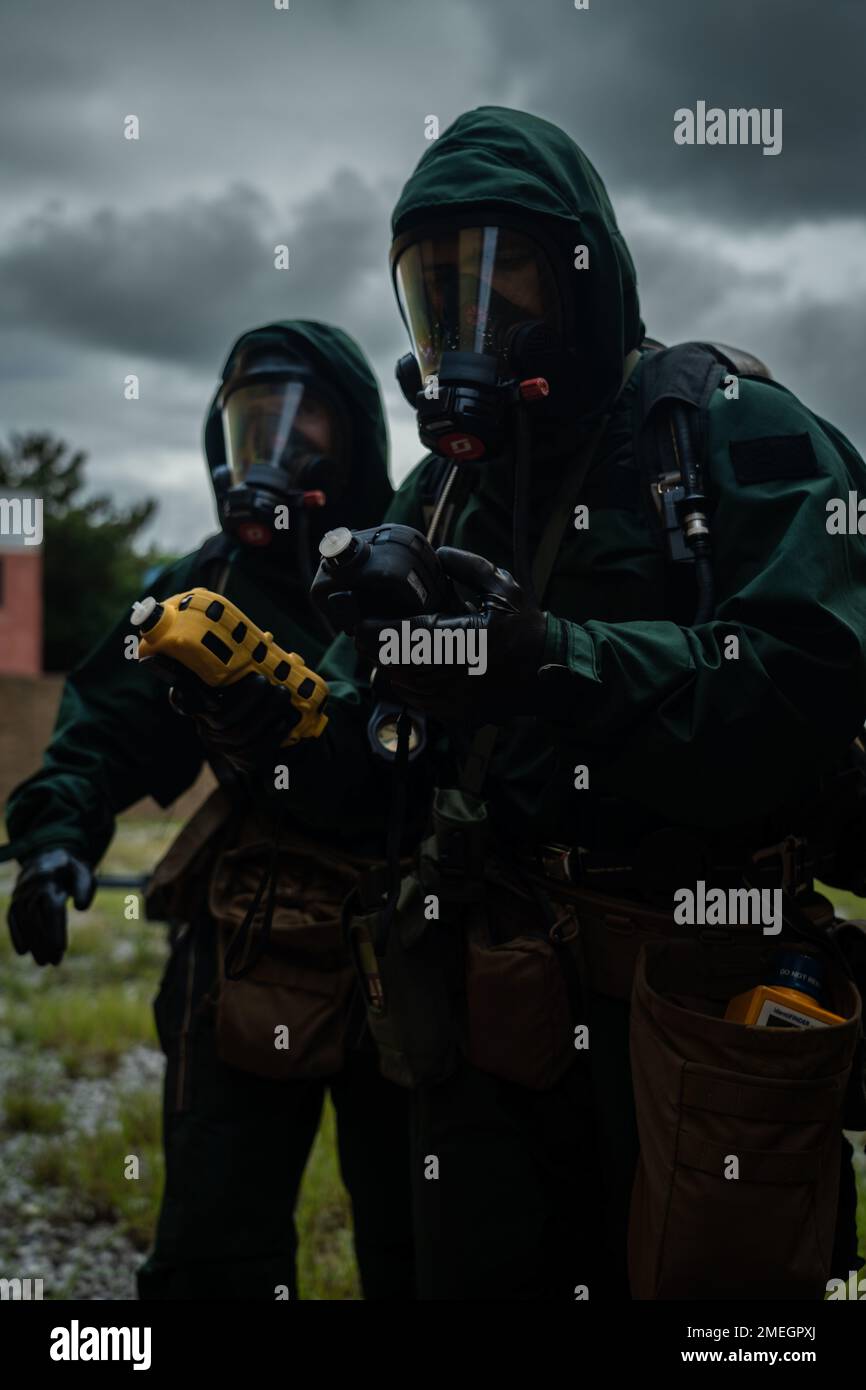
[391,106,644,418]
[203,318,393,530]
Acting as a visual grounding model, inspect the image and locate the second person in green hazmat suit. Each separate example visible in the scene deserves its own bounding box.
[206,110,866,1299]
[4,320,415,1300]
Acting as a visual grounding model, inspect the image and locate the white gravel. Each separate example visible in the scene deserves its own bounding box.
[0,1040,166,1301]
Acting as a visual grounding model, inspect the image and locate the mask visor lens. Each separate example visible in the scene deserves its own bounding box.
[222,381,341,486]
[394,226,561,381]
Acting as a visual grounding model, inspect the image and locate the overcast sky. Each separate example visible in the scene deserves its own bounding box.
[2,0,864,552]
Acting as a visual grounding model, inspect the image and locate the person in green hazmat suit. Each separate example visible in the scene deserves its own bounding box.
[186,110,866,1300]
[3,320,416,1300]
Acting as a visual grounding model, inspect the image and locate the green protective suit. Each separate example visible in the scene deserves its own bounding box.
[3,320,414,1301]
[5,319,394,867]
[254,110,866,1299]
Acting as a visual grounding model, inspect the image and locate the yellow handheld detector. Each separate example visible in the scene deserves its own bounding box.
[131,587,328,745]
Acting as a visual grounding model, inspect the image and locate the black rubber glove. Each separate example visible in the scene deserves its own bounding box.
[171,671,302,775]
[355,547,549,726]
[8,848,95,966]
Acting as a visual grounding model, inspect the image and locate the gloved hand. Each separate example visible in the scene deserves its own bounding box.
[171,670,303,775]
[355,547,549,726]
[8,848,95,966]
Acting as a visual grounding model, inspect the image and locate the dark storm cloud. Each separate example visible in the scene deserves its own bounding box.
[0,0,487,216]
[0,171,401,368]
[625,214,866,448]
[480,0,865,222]
[3,0,862,226]
[744,293,866,448]
[1,188,270,361]
[625,222,784,334]
[0,327,219,514]
[0,0,863,549]
[599,211,866,453]
[0,153,411,549]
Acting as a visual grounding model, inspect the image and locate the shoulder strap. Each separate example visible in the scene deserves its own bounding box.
[636,343,727,492]
[637,341,730,430]
[637,340,776,559]
[639,338,789,625]
[635,344,727,580]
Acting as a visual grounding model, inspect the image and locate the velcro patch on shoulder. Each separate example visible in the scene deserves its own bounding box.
[729,433,820,484]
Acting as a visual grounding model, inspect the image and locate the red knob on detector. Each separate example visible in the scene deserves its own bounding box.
[519,377,550,402]
[303,490,327,508]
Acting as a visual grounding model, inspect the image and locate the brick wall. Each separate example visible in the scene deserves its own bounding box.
[0,674,215,835]
[0,551,42,675]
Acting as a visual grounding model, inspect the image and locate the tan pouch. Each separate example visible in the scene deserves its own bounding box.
[209,822,364,1081]
[628,937,861,1300]
[214,923,353,1080]
[463,877,583,1091]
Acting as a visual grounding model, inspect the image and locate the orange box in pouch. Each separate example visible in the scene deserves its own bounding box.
[725,948,846,1028]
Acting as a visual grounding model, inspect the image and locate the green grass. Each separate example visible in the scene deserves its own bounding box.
[2,1085,65,1134]
[0,869,165,1077]
[68,1088,163,1248]
[7,985,155,1078]
[30,1140,72,1189]
[296,1096,360,1300]
[98,818,188,878]
[26,1088,164,1250]
[818,883,866,921]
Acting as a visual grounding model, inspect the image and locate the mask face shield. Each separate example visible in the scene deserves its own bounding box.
[393,226,562,382]
[221,377,345,493]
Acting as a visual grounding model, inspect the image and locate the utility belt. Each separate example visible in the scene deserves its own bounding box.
[346,808,836,1090]
[530,831,816,900]
[524,834,823,1003]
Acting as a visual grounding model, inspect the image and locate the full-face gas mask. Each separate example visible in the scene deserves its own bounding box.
[210,347,350,551]
[392,221,573,463]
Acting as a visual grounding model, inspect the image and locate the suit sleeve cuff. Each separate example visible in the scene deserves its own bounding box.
[541,614,598,680]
